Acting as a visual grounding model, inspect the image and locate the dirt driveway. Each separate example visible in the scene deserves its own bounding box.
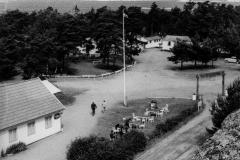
[4,48,240,160]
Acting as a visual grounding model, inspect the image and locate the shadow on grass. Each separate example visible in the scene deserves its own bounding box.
[166,64,217,71]
[95,98,196,138]
[65,67,79,75]
[55,87,88,106]
[95,64,122,71]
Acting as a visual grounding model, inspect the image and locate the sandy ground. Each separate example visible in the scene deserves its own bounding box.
[4,48,240,160]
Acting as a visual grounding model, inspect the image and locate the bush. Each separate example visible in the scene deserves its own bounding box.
[66,131,147,160]
[66,136,114,160]
[115,130,147,154]
[5,142,27,154]
[1,149,5,157]
[211,78,240,130]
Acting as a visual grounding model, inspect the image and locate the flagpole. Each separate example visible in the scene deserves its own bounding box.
[123,10,127,106]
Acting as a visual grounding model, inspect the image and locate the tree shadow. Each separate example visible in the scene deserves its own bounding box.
[166,64,217,71]
[55,88,88,106]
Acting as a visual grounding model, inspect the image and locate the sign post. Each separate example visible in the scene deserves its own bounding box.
[196,74,199,100]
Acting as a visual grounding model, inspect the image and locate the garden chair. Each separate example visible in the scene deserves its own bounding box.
[141,117,148,123]
[132,113,141,121]
[144,111,150,116]
[148,116,154,123]
[156,110,164,118]
[139,123,146,129]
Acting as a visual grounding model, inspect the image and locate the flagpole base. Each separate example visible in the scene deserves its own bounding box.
[123,96,127,107]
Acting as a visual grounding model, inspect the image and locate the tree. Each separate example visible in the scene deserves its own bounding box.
[211,78,240,131]
[148,2,160,35]
[168,41,192,69]
[93,9,122,66]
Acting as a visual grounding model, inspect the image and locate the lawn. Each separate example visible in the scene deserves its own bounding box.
[67,56,134,75]
[95,98,196,138]
[67,61,112,75]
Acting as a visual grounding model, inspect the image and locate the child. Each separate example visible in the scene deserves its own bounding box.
[101,100,107,113]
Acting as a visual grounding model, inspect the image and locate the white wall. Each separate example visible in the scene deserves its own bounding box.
[0,113,62,152]
[145,40,161,49]
[161,41,175,51]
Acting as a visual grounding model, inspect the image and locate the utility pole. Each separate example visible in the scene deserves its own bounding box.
[123,10,127,106]
[222,71,225,96]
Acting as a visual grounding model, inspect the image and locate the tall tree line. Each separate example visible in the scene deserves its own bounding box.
[1,1,240,79]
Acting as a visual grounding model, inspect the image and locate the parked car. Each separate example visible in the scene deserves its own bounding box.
[224,57,239,63]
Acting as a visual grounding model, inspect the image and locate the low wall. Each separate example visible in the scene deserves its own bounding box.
[44,61,137,79]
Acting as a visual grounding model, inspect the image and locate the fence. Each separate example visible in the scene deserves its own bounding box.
[44,61,137,79]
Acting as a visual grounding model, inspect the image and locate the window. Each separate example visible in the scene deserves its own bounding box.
[168,41,171,46]
[27,122,35,136]
[9,128,17,143]
[45,116,52,129]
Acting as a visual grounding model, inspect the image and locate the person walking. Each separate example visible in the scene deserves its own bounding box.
[101,100,107,113]
[91,102,97,116]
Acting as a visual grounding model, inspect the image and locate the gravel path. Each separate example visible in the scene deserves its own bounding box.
[4,48,240,160]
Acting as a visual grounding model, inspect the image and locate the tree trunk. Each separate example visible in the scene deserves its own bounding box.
[62,56,65,74]
[194,60,197,68]
[212,59,214,68]
[107,56,110,67]
[151,23,154,35]
[181,61,183,70]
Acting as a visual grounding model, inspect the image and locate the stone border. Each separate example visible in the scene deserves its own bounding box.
[44,61,137,79]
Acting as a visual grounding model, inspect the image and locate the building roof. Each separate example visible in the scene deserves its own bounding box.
[41,80,61,94]
[145,36,161,41]
[162,35,191,42]
[0,78,65,131]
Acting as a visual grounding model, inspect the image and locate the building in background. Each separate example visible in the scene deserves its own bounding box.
[161,35,191,51]
[144,36,162,49]
[0,78,65,152]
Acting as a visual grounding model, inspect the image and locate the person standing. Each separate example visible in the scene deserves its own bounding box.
[91,102,97,116]
[110,130,115,141]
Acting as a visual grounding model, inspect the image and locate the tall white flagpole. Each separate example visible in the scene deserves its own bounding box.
[123,10,127,106]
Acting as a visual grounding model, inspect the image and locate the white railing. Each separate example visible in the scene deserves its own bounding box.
[44,61,137,79]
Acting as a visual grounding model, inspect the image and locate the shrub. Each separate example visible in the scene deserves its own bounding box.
[115,130,147,154]
[67,136,119,160]
[211,78,240,130]
[1,149,5,157]
[66,131,147,160]
[5,142,27,154]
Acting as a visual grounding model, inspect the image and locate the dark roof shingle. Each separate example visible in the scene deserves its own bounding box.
[0,78,65,131]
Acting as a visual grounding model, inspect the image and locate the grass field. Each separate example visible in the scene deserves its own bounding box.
[67,57,132,75]
[94,98,196,138]
[67,61,112,75]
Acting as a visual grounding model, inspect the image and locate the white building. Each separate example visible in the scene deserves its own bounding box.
[77,38,100,58]
[0,78,65,152]
[145,36,162,49]
[161,35,191,51]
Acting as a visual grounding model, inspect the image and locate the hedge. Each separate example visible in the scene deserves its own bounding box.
[5,142,27,154]
[66,131,147,160]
